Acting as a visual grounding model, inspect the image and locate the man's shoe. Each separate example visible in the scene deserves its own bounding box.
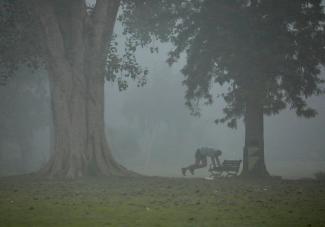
[181,168,186,176]
[189,168,194,175]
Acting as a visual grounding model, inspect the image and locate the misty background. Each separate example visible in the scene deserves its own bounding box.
[1,24,324,180]
[106,41,325,179]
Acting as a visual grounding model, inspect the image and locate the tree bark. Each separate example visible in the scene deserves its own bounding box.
[241,94,269,177]
[32,0,134,178]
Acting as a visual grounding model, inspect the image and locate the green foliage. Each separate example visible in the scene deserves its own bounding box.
[0,0,44,84]
[122,0,325,127]
[182,0,325,126]
[105,34,148,91]
[2,0,325,122]
[0,1,149,90]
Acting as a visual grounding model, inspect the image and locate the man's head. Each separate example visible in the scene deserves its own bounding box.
[216,149,222,156]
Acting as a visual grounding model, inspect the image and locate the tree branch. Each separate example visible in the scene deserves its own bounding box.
[69,0,88,68]
[88,0,121,70]
[31,0,66,61]
[31,0,73,86]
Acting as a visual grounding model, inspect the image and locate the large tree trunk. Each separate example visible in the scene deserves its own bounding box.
[42,66,129,177]
[32,0,134,178]
[85,75,130,176]
[241,95,269,177]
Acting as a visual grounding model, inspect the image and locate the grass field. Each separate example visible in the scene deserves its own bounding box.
[0,175,324,227]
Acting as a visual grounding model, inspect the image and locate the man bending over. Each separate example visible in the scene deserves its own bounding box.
[182,147,222,176]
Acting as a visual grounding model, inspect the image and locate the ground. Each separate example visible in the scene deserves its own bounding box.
[0,175,324,227]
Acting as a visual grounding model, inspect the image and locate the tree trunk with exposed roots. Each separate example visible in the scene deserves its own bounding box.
[32,0,134,178]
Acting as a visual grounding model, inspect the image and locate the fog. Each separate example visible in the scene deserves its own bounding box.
[1,38,324,180]
[1,8,325,180]
[3,2,325,226]
[104,42,325,179]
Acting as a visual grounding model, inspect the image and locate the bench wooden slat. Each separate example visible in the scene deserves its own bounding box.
[223,160,241,163]
[222,166,240,169]
[209,160,242,178]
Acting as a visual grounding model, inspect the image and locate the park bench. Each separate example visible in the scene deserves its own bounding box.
[208,160,242,178]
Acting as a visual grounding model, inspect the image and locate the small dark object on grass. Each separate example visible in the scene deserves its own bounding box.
[314,171,325,181]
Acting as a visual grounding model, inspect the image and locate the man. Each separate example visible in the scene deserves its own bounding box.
[182,147,222,176]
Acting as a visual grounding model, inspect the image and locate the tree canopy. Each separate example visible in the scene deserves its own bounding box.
[199,0,325,126]
[0,0,149,89]
[3,0,325,123]
[0,0,43,84]
[124,0,325,127]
